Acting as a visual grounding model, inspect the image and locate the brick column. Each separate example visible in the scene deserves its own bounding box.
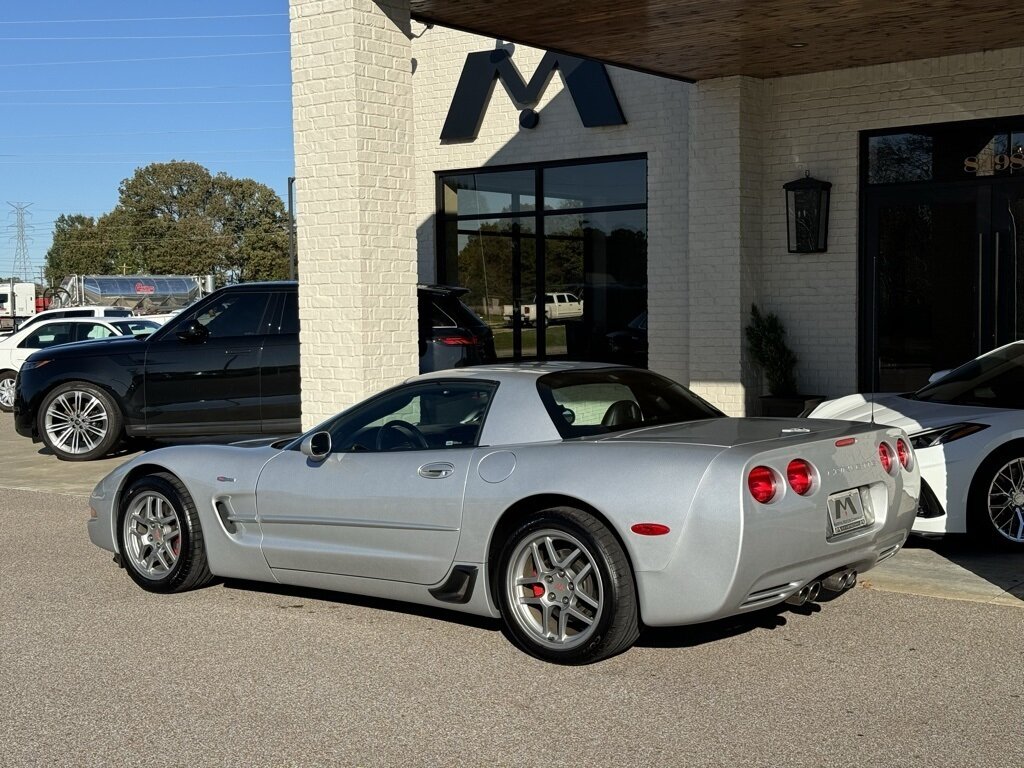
[291,0,417,428]
[687,76,765,416]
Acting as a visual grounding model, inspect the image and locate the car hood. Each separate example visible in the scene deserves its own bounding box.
[809,393,1014,432]
[25,334,143,360]
[598,417,868,448]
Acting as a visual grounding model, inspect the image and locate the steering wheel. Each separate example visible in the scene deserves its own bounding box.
[375,420,429,451]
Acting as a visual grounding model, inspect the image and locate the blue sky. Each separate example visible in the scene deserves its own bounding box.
[0,0,293,278]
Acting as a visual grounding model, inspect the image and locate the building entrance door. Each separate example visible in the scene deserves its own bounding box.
[861,118,1024,391]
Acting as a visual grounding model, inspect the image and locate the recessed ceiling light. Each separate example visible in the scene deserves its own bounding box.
[788,42,808,49]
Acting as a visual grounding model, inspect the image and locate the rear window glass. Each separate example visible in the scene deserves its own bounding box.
[433,295,486,329]
[537,368,723,438]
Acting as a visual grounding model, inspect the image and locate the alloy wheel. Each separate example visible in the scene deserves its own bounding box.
[122,491,182,579]
[505,529,604,651]
[0,375,14,409]
[43,390,109,455]
[987,457,1024,543]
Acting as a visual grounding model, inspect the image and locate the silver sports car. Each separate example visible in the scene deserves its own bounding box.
[88,363,919,664]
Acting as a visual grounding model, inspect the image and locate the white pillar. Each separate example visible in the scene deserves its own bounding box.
[291,0,417,428]
[688,76,765,416]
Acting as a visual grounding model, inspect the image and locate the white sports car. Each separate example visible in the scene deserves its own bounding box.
[811,341,1024,548]
[88,363,918,664]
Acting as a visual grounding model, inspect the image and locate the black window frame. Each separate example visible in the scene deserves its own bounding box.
[435,153,648,363]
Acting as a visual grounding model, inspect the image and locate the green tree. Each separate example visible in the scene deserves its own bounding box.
[45,161,291,285]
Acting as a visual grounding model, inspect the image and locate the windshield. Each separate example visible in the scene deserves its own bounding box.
[537,368,723,438]
[913,342,1024,408]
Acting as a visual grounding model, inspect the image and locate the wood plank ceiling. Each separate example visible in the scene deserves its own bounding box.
[410,0,1024,81]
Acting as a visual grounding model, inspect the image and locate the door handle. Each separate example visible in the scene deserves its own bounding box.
[994,231,1000,343]
[418,462,455,479]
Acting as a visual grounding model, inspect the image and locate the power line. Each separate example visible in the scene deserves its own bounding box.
[0,84,289,93]
[0,159,292,165]
[6,100,291,106]
[0,50,289,68]
[0,126,290,140]
[0,13,287,25]
[4,149,290,157]
[0,33,288,40]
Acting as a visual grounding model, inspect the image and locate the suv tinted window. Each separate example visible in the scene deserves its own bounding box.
[276,291,299,335]
[192,292,272,338]
[21,322,77,349]
[432,294,486,330]
[77,322,114,341]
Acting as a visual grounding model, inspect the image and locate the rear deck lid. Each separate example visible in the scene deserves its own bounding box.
[598,417,872,448]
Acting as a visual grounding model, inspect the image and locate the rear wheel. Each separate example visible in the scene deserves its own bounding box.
[497,507,639,664]
[970,447,1024,549]
[0,369,15,412]
[38,382,122,461]
[117,472,214,593]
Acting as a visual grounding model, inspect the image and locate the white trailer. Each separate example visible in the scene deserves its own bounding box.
[0,281,36,330]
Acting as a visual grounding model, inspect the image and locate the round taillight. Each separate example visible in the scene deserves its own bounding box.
[878,442,894,474]
[787,459,814,495]
[748,466,777,504]
[896,438,911,470]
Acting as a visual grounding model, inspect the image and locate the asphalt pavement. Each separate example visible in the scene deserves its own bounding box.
[1,420,1023,766]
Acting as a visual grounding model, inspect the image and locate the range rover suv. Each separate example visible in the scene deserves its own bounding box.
[13,282,494,461]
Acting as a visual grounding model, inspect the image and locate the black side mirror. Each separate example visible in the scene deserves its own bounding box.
[300,431,331,461]
[176,320,209,343]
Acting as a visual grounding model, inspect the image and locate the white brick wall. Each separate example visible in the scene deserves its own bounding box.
[759,48,1024,398]
[291,0,418,428]
[410,26,691,384]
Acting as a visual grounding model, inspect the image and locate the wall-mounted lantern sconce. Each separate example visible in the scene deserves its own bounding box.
[783,172,831,253]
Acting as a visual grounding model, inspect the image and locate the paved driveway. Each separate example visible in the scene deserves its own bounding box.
[1,418,1022,766]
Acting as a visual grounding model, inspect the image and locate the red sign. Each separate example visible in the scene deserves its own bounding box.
[134,282,155,295]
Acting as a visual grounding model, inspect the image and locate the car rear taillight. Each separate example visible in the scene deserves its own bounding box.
[786,459,814,495]
[878,442,895,474]
[896,438,912,470]
[748,466,777,504]
[437,335,478,346]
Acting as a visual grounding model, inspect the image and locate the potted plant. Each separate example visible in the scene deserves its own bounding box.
[745,304,820,417]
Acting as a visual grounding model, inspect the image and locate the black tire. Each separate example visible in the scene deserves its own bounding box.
[497,507,639,664]
[0,369,16,413]
[116,472,214,593]
[968,445,1024,550]
[37,381,123,461]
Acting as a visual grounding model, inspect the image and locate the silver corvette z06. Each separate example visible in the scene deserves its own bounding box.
[88,364,919,664]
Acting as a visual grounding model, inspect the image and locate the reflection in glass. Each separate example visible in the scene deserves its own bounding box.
[440,157,647,366]
[868,133,933,184]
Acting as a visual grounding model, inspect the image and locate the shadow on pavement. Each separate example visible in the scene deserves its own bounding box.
[899,534,1024,601]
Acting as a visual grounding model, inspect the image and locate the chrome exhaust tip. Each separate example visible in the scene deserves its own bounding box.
[785,585,810,606]
[843,571,857,590]
[806,581,821,603]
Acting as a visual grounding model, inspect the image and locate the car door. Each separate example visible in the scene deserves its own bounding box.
[143,291,272,435]
[256,379,497,585]
[259,290,301,434]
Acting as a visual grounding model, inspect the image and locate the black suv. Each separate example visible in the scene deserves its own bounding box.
[14,282,494,461]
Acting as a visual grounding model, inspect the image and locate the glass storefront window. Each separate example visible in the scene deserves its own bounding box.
[438,156,647,367]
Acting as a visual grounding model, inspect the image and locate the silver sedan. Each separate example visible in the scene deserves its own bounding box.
[88,363,919,664]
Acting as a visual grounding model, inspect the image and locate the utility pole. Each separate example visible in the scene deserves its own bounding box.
[8,202,33,282]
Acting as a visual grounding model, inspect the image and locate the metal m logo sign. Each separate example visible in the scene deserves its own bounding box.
[441,49,626,142]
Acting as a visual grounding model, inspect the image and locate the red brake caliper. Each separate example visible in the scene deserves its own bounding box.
[531,584,545,597]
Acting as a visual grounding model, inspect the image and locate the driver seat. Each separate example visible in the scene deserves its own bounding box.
[601,400,642,427]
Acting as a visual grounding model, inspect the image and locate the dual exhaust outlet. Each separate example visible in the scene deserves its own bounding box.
[785,568,857,606]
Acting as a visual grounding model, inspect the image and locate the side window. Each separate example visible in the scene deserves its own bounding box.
[323,381,497,453]
[191,292,272,338]
[64,310,92,318]
[20,322,75,349]
[78,323,114,341]
[275,291,299,335]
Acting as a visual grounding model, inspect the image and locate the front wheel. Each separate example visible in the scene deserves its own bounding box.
[0,369,15,412]
[117,472,214,593]
[38,382,123,461]
[970,448,1024,549]
[497,507,639,664]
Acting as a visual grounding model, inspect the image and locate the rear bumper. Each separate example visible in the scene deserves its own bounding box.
[635,449,919,627]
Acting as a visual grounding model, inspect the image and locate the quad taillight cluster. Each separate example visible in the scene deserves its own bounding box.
[747,438,912,504]
[747,459,815,504]
[880,437,913,475]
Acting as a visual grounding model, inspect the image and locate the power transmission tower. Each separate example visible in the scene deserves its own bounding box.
[8,202,34,281]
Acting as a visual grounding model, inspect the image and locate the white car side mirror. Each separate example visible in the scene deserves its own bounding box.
[927,369,951,384]
[300,431,331,461]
